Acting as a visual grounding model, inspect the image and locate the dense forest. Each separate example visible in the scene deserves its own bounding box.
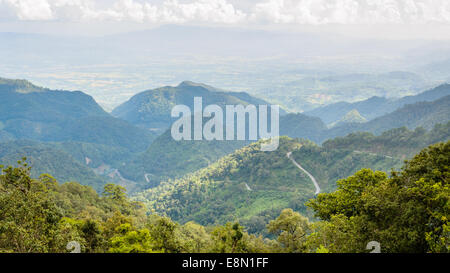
[1,141,448,253]
[135,137,403,235]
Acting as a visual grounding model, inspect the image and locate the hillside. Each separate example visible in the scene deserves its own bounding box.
[119,129,248,189]
[329,109,367,128]
[112,81,285,133]
[0,140,107,191]
[324,95,450,141]
[305,83,450,125]
[0,141,448,253]
[134,137,402,235]
[279,113,328,143]
[119,112,328,188]
[323,122,450,159]
[0,77,156,151]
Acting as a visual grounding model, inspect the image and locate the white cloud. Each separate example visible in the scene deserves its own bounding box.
[2,0,53,20]
[0,0,449,25]
[251,0,450,25]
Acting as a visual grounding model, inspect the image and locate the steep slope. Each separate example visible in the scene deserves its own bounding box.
[119,112,328,189]
[329,109,367,128]
[0,140,107,191]
[323,122,450,159]
[134,137,402,234]
[112,81,285,132]
[119,129,249,189]
[0,78,107,122]
[324,95,450,141]
[0,77,156,151]
[279,113,328,143]
[305,83,450,124]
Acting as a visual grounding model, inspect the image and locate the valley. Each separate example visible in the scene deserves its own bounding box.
[0,76,449,251]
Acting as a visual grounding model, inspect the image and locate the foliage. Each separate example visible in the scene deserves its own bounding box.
[306,141,449,253]
[323,122,450,159]
[0,141,448,253]
[135,137,402,235]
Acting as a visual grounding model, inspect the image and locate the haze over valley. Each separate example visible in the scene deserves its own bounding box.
[1,0,449,254]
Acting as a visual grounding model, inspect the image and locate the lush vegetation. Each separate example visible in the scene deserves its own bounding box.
[0,141,107,192]
[134,137,403,235]
[305,141,449,253]
[279,113,327,144]
[111,81,284,133]
[325,95,450,141]
[120,129,247,188]
[323,122,450,159]
[1,141,447,253]
[0,78,156,152]
[305,83,450,125]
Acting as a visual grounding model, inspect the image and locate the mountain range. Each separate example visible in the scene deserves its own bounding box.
[112,80,286,133]
[0,77,156,152]
[305,83,450,125]
[1,77,449,196]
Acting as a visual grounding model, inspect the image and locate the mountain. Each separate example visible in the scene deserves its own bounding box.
[118,112,328,189]
[305,83,450,125]
[279,113,328,143]
[118,93,449,190]
[261,71,433,113]
[323,122,450,159]
[134,137,402,235]
[0,77,107,121]
[329,109,367,128]
[324,94,450,141]
[111,81,285,133]
[0,77,156,151]
[118,129,248,189]
[0,140,107,191]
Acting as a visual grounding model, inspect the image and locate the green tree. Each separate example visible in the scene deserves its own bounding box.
[267,209,310,252]
[109,223,156,253]
[0,160,63,252]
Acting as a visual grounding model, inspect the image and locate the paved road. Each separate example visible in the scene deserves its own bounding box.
[144,173,151,183]
[287,152,321,195]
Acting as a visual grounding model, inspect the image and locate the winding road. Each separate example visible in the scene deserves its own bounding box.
[144,173,152,183]
[287,152,321,195]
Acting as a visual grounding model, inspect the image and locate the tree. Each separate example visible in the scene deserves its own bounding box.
[211,223,245,253]
[267,209,310,252]
[109,223,156,253]
[0,161,63,252]
[306,142,450,253]
[103,183,126,202]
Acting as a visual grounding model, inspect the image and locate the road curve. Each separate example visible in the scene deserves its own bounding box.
[144,173,151,183]
[287,152,321,195]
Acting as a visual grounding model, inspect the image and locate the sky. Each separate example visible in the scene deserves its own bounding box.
[0,0,450,39]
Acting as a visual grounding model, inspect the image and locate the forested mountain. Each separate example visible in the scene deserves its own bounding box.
[0,140,106,191]
[305,83,450,125]
[329,109,367,128]
[1,141,448,253]
[0,140,143,192]
[0,78,160,192]
[323,122,450,159]
[119,129,248,188]
[0,78,107,121]
[134,137,402,235]
[279,113,328,143]
[119,113,327,188]
[0,78,156,151]
[324,95,450,141]
[111,81,286,133]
